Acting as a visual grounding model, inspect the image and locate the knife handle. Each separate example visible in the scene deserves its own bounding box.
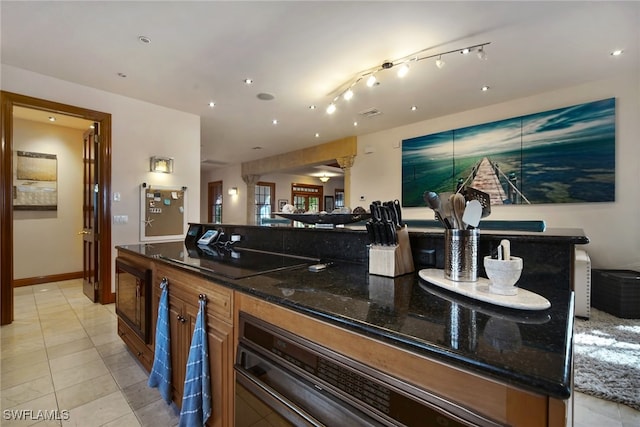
[365,221,376,245]
[392,199,402,226]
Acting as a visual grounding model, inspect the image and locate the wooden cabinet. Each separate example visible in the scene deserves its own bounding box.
[117,318,154,371]
[115,246,570,427]
[154,265,234,427]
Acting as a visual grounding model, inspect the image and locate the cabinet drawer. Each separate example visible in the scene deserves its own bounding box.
[156,265,233,323]
[118,318,153,372]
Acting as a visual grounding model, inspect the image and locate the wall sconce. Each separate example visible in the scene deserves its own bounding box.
[150,156,174,173]
[228,187,238,196]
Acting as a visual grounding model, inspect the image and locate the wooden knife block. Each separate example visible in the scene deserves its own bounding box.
[369,226,415,277]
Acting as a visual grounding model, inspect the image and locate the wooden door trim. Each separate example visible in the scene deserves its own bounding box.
[291,183,324,211]
[0,91,113,324]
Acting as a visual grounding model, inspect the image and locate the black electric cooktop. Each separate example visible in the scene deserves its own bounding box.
[161,244,318,280]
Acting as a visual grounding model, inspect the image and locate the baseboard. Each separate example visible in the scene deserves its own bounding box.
[13,271,83,287]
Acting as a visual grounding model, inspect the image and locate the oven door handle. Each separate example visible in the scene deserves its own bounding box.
[235,365,325,427]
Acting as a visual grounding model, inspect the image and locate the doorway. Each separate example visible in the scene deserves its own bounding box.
[1,91,113,325]
[207,180,223,223]
[291,183,323,212]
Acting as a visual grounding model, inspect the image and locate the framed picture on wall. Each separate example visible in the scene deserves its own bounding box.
[14,151,58,211]
[278,199,288,211]
[324,196,334,212]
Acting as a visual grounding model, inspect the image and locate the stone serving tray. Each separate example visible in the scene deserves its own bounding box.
[418,268,551,311]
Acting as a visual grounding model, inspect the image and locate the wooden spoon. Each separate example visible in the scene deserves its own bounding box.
[440,192,453,227]
[452,193,466,230]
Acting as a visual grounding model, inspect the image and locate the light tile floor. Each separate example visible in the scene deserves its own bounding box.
[1,279,639,426]
[1,279,179,426]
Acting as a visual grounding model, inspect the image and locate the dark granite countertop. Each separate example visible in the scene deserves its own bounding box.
[117,239,574,400]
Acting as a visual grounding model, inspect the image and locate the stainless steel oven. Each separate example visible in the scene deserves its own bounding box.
[235,313,503,427]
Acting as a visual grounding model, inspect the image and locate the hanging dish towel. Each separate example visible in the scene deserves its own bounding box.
[179,294,212,427]
[148,278,172,404]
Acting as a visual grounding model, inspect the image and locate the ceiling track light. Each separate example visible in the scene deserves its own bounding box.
[325,42,490,115]
[397,63,410,78]
[366,74,377,87]
[343,88,354,100]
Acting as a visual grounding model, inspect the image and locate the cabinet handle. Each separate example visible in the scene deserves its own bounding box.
[177,314,186,323]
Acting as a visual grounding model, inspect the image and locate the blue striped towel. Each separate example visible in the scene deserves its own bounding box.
[179,296,212,427]
[148,278,172,404]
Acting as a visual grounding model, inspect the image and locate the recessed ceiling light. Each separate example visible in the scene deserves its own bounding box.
[138,35,151,44]
[353,121,358,126]
[272,119,278,125]
[481,85,490,92]
[461,48,471,55]
[48,116,56,122]
[309,105,317,110]
[117,72,127,78]
[244,78,253,84]
[611,49,624,56]
[410,105,418,111]
[257,93,275,101]
[208,101,215,108]
[252,146,263,150]
[315,133,320,138]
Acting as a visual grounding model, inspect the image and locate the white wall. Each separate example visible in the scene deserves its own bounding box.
[12,119,84,279]
[200,164,245,224]
[351,73,640,270]
[2,65,202,291]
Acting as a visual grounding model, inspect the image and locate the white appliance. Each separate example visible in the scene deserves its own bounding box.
[574,249,591,318]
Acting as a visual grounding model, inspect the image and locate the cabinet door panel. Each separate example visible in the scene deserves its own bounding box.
[169,297,187,405]
[146,263,234,427]
[206,315,232,427]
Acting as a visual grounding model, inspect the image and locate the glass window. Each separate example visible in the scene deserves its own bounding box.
[255,182,275,225]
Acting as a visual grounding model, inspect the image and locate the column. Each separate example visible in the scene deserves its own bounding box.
[336,155,355,208]
[242,174,260,225]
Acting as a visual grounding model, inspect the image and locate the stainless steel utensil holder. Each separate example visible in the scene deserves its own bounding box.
[444,228,479,282]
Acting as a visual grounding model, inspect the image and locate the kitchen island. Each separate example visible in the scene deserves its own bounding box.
[116,224,585,426]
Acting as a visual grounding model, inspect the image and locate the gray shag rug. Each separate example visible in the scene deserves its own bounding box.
[573,308,640,410]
